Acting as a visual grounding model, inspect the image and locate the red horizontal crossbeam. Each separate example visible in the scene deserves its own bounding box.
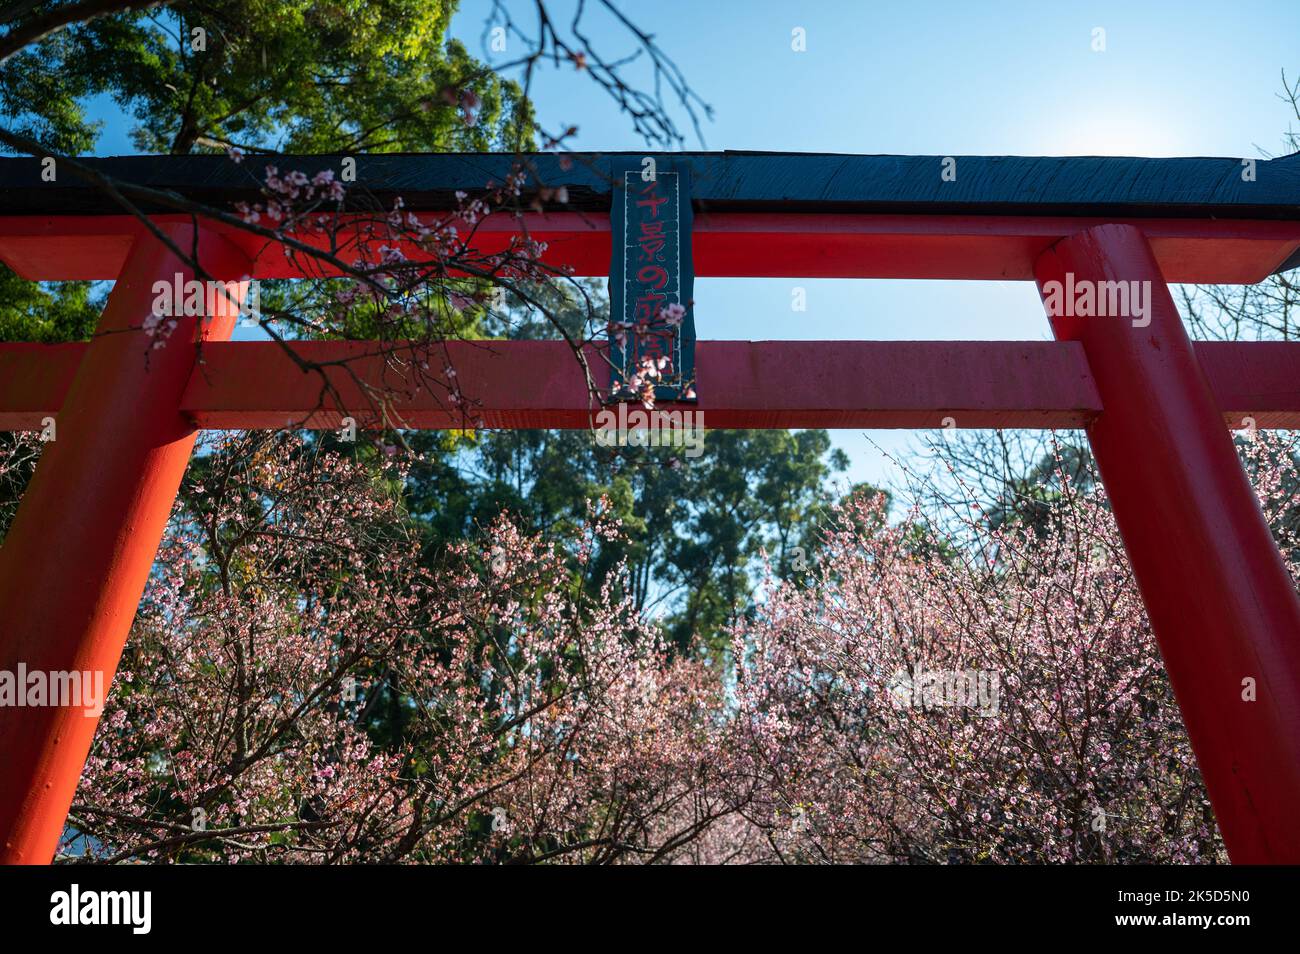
[1,212,1298,283]
[2,338,1298,432]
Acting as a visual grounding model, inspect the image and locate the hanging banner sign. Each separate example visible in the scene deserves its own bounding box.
[607,156,697,404]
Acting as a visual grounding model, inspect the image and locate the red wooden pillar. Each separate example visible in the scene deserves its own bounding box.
[0,224,250,864]
[1035,224,1300,863]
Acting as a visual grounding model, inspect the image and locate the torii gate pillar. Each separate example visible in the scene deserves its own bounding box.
[1036,224,1300,863]
[0,225,250,864]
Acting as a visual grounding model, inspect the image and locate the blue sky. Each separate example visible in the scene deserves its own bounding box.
[85,1,1300,490]
[448,0,1300,490]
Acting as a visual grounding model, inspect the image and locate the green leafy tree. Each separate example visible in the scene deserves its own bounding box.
[6,1,530,156]
[0,266,101,342]
[0,1,530,345]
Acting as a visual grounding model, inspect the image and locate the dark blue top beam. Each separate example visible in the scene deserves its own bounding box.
[1,151,1296,270]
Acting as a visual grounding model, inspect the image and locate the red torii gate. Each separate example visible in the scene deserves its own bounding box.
[1,151,1299,864]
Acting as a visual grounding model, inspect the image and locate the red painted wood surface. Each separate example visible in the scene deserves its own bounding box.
[1,212,1297,283]
[0,226,251,864]
[1036,224,1300,864]
[3,338,1300,432]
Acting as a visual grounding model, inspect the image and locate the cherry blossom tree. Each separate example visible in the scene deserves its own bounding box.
[728,433,1300,864]
[63,432,748,862]
[35,424,1300,863]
